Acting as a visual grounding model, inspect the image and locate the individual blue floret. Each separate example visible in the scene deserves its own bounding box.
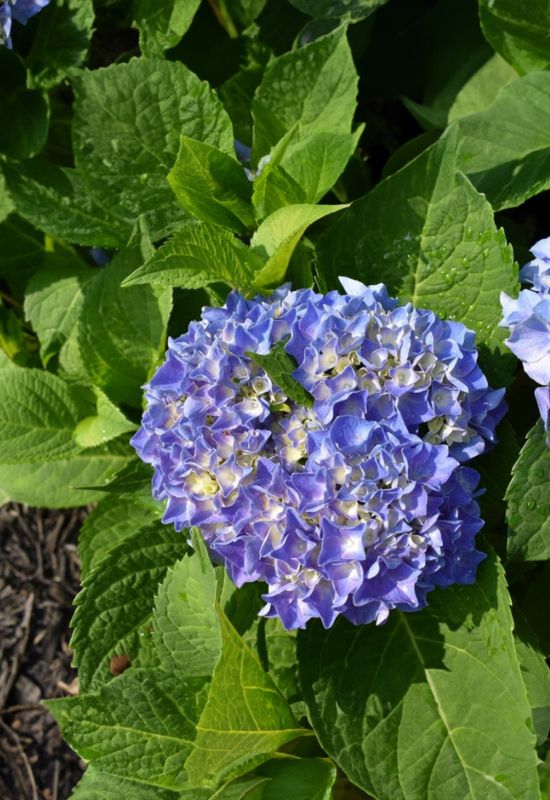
[501,237,550,429]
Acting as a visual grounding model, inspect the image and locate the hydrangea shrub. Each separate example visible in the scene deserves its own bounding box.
[0,1,548,799]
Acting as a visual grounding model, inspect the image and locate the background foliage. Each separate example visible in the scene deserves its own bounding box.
[0,0,549,797]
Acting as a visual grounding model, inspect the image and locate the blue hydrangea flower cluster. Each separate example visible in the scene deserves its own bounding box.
[0,0,50,47]
[133,280,505,630]
[501,237,550,430]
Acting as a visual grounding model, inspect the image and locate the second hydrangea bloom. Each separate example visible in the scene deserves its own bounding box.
[133,280,505,629]
[501,237,550,429]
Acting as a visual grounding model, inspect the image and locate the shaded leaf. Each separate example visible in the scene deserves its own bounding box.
[134,0,201,57]
[479,0,550,74]
[27,0,95,89]
[506,420,550,561]
[298,548,540,800]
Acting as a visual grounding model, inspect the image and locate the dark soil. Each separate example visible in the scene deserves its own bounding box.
[0,504,86,800]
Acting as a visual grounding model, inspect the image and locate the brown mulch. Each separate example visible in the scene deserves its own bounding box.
[0,504,86,800]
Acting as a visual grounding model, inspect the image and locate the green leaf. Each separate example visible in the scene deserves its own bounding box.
[513,610,550,747]
[123,222,261,291]
[252,203,346,289]
[252,27,358,160]
[73,248,172,408]
[215,758,336,800]
[69,768,181,800]
[447,54,517,124]
[317,132,518,387]
[2,160,127,248]
[288,0,388,19]
[73,388,136,449]
[253,129,362,219]
[134,0,201,57]
[506,420,550,561]
[0,172,14,223]
[479,0,550,74]
[185,612,304,788]
[0,369,100,463]
[71,523,188,691]
[152,530,222,677]
[0,214,45,291]
[264,620,300,704]
[0,48,49,160]
[246,339,314,407]
[7,58,234,247]
[27,0,95,89]
[298,548,541,800]
[47,668,209,790]
[24,247,96,364]
[79,493,163,579]
[0,437,131,508]
[168,137,254,233]
[455,71,550,210]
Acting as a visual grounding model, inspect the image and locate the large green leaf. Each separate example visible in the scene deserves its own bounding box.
[298,549,540,800]
[0,215,44,286]
[479,0,550,74]
[252,203,346,289]
[6,58,234,246]
[447,54,517,124]
[122,222,261,292]
[506,420,550,561]
[317,132,518,387]
[78,492,163,579]
[71,523,188,691]
[455,71,550,210]
[0,369,123,464]
[134,0,201,57]
[27,0,95,89]
[0,48,49,160]
[0,438,131,508]
[48,668,209,790]
[69,768,180,800]
[152,531,222,677]
[185,612,304,788]
[252,27,358,160]
[24,247,96,363]
[2,160,126,248]
[168,137,255,233]
[73,248,172,408]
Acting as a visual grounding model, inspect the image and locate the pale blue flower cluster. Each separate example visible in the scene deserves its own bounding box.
[0,0,50,47]
[501,238,550,429]
[133,280,505,629]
